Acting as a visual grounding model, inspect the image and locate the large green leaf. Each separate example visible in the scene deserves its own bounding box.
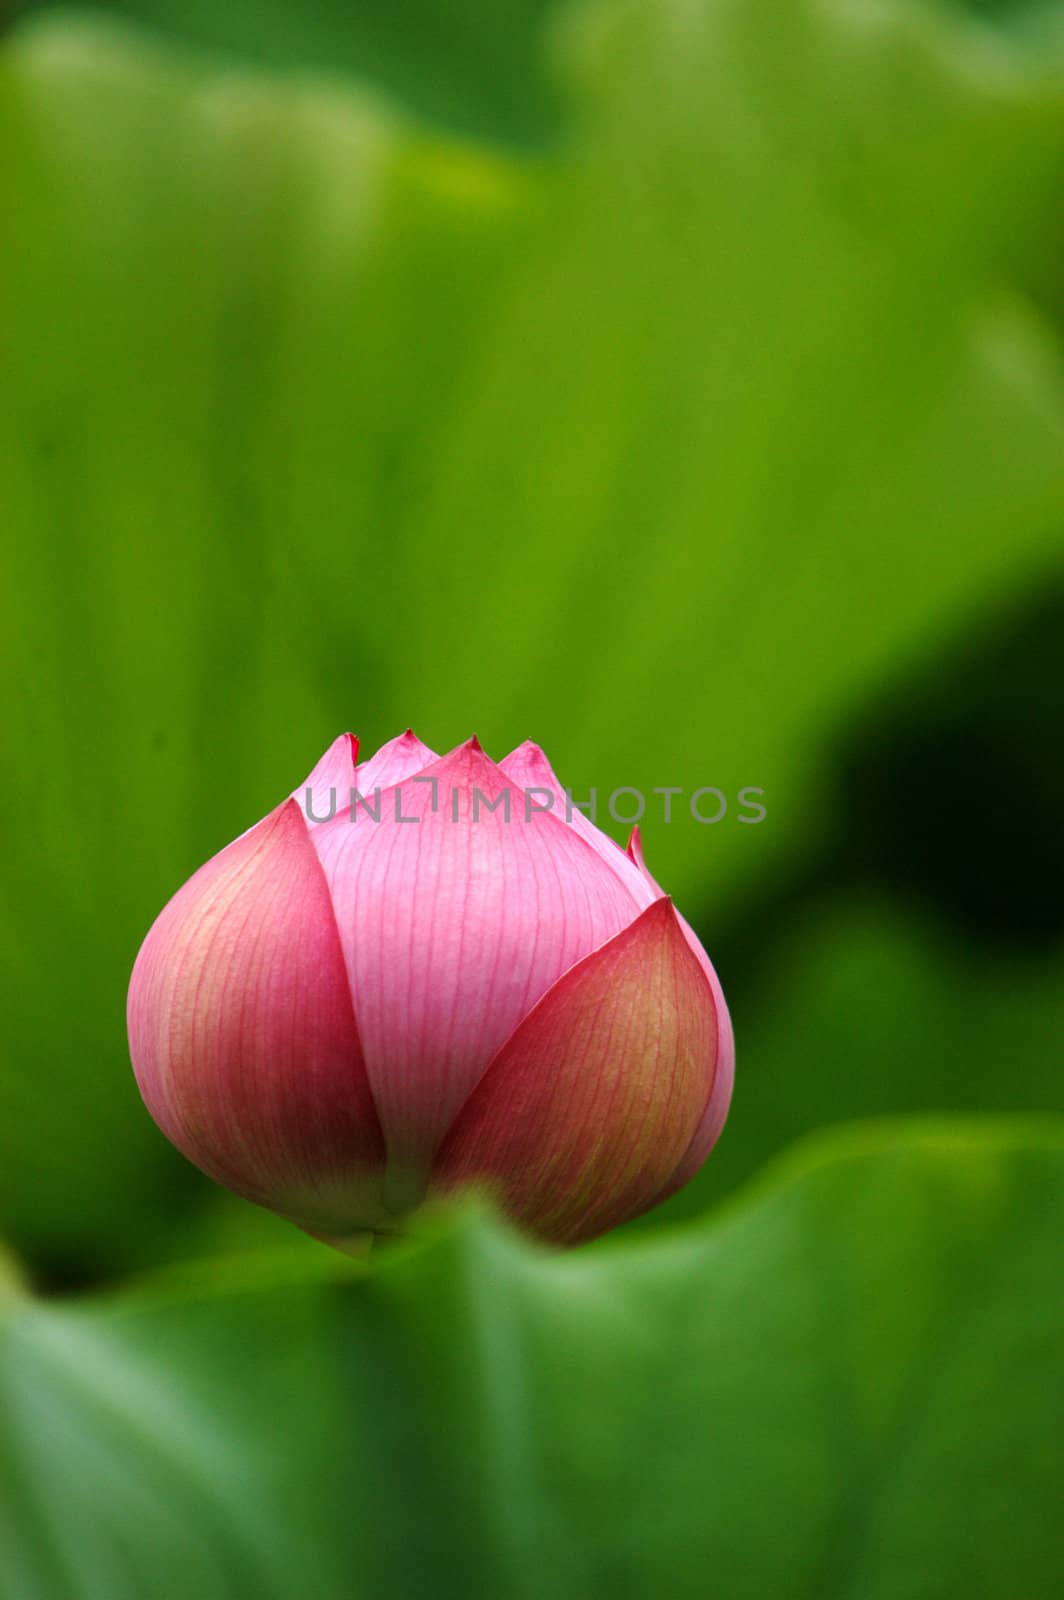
[2,2,1063,1267]
[2,1120,1062,1599]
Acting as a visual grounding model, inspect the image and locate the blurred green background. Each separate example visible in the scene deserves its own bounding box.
[1,0,1062,1595]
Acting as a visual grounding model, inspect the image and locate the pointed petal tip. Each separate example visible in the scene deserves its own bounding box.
[352,730,440,794]
[327,732,359,771]
[626,825,660,890]
[296,732,360,810]
[429,735,503,781]
[632,891,681,935]
[277,794,306,827]
[499,738,554,783]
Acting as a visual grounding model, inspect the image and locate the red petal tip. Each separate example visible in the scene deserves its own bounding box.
[279,794,307,825]
[640,891,676,924]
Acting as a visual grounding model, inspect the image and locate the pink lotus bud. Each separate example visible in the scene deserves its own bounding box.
[127,733,733,1245]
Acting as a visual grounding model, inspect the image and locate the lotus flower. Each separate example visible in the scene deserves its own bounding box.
[127,732,733,1246]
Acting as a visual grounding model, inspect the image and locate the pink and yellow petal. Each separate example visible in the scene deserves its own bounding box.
[433,896,718,1244]
[127,799,386,1233]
